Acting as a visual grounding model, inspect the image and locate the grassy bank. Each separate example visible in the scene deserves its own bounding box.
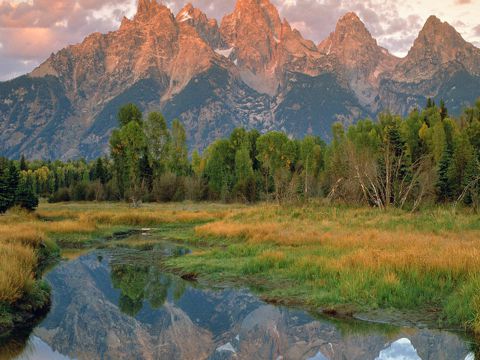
[165,203,480,336]
[2,201,480,338]
[0,201,235,335]
[0,209,57,333]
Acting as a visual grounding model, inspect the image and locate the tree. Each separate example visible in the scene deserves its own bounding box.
[122,121,147,205]
[139,147,153,193]
[7,161,19,208]
[448,133,475,198]
[117,104,143,128]
[0,159,11,213]
[110,129,128,199]
[257,132,297,202]
[110,120,147,205]
[16,175,39,211]
[144,112,171,177]
[191,150,204,177]
[299,136,323,197]
[436,145,453,202]
[426,98,434,109]
[439,99,448,120]
[234,143,256,202]
[204,140,235,200]
[20,155,28,171]
[169,119,189,176]
[379,116,412,208]
[93,158,109,185]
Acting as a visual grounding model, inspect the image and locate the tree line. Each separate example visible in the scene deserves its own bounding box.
[0,157,39,213]
[2,99,479,211]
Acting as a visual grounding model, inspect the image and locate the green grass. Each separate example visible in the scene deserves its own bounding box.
[164,202,480,337]
[3,201,480,341]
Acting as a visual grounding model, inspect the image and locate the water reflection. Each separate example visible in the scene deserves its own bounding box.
[0,242,477,360]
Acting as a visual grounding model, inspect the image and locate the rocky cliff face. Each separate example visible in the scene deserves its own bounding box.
[1,0,479,160]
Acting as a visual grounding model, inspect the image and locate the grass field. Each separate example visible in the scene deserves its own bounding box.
[166,203,480,336]
[1,201,479,338]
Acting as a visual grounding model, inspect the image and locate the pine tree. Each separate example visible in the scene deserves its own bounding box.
[15,175,39,211]
[440,99,448,120]
[94,158,108,185]
[7,161,19,208]
[436,146,453,202]
[426,98,434,109]
[0,159,10,213]
[20,155,28,171]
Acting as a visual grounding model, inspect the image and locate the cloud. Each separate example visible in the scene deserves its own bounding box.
[474,25,480,36]
[0,0,479,80]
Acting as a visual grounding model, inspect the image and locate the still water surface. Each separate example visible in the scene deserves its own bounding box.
[0,239,477,360]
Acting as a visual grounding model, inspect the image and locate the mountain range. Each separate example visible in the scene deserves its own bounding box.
[1,0,480,160]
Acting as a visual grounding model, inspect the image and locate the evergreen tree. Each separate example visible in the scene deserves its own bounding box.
[16,175,39,211]
[440,99,448,120]
[20,155,28,171]
[0,159,10,213]
[426,98,434,109]
[383,121,411,207]
[7,161,19,208]
[448,134,475,198]
[436,146,453,202]
[94,158,109,185]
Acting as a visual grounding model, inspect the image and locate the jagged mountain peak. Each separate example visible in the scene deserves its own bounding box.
[177,3,202,21]
[135,0,167,20]
[394,14,480,81]
[337,12,363,26]
[414,15,468,50]
[175,3,223,49]
[317,11,397,69]
[319,12,379,53]
[222,0,282,38]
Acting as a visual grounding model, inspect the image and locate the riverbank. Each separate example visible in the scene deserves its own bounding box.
[2,201,480,340]
[164,203,480,338]
[0,202,233,336]
[0,209,57,335]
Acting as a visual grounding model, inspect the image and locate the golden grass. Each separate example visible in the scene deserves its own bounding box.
[196,221,326,246]
[78,209,224,226]
[0,243,36,303]
[197,220,480,276]
[37,220,97,234]
[0,225,46,247]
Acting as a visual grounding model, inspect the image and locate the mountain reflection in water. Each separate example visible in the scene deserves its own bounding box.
[1,244,477,360]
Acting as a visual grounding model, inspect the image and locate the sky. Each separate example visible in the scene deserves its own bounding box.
[0,0,479,81]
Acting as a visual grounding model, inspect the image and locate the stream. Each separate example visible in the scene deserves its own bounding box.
[0,236,477,360]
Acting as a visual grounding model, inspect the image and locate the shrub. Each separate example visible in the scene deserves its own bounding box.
[153,172,185,202]
[48,188,71,203]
